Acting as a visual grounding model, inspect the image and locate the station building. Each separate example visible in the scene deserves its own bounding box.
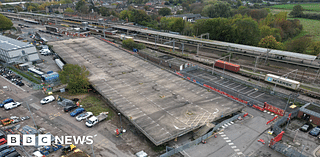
[298,103,320,125]
[0,35,40,64]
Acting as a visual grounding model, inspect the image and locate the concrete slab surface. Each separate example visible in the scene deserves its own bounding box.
[50,37,244,145]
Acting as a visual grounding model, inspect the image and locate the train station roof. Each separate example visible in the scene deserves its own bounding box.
[111,25,318,61]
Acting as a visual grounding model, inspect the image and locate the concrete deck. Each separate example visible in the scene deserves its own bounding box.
[50,37,244,145]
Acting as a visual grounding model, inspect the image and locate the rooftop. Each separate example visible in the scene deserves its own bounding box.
[0,35,33,51]
[50,37,244,145]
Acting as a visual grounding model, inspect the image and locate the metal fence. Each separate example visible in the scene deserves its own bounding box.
[160,113,245,157]
[183,66,312,106]
[272,109,300,135]
[181,67,264,107]
[270,142,308,157]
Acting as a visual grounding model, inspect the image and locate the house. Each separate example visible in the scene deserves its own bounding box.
[146,1,154,5]
[46,3,75,14]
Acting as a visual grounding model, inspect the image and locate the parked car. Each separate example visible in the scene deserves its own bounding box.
[5,151,20,157]
[40,96,55,105]
[76,112,93,121]
[0,144,9,152]
[0,147,15,157]
[64,105,77,112]
[70,108,85,117]
[4,102,21,110]
[300,123,313,132]
[0,132,4,139]
[0,98,14,108]
[309,126,320,136]
[20,116,30,121]
[0,138,7,146]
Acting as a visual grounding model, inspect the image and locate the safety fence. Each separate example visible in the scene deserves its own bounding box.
[160,113,245,157]
[270,143,308,157]
[179,69,286,116]
[272,109,299,135]
[189,66,312,106]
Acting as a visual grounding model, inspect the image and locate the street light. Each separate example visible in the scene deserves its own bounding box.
[25,99,37,131]
[118,113,122,132]
[91,134,98,157]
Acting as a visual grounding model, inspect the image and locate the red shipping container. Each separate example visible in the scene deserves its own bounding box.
[214,60,240,73]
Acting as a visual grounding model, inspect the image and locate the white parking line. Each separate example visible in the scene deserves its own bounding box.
[226,140,231,142]
[254,93,265,98]
[229,143,234,145]
[238,87,247,92]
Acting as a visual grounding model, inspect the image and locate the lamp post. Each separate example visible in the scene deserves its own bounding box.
[25,99,37,131]
[91,134,97,157]
[118,113,122,132]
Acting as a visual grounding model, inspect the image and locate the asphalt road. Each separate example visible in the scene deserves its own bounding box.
[0,76,133,157]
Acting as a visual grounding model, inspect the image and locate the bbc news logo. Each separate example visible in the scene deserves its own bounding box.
[7,135,94,146]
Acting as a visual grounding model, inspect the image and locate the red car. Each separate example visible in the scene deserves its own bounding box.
[0,138,7,146]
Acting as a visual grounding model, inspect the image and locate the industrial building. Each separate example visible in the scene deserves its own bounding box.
[0,35,40,64]
[298,103,320,125]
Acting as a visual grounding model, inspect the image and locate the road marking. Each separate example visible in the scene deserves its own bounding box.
[254,93,265,98]
[223,137,229,139]
[229,143,234,145]
[219,132,224,134]
[226,140,231,142]
[238,87,247,92]
[231,146,237,149]
[237,152,243,155]
[234,149,240,152]
[0,90,4,94]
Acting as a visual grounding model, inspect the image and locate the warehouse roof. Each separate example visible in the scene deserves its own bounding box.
[0,35,33,51]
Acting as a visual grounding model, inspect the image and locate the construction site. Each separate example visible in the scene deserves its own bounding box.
[49,37,245,146]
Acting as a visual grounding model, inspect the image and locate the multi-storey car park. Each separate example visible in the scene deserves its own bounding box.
[50,37,245,145]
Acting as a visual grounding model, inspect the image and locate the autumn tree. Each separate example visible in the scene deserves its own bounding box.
[59,64,90,94]
[286,36,311,54]
[65,7,74,13]
[308,41,320,56]
[258,35,284,50]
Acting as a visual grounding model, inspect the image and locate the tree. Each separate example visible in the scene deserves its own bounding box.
[0,14,13,30]
[289,5,304,17]
[76,0,86,11]
[14,6,23,12]
[158,7,171,16]
[286,36,311,54]
[122,39,145,50]
[308,41,320,56]
[258,35,284,50]
[201,2,232,18]
[99,7,109,16]
[58,64,90,94]
[171,18,184,33]
[65,8,74,13]
[234,17,261,46]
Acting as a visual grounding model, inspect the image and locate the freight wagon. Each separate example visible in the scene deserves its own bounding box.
[264,74,300,90]
[214,60,240,73]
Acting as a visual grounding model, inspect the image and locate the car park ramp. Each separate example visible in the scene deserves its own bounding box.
[50,37,244,145]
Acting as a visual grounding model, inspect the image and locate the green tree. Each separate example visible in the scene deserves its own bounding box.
[234,17,261,46]
[260,25,281,41]
[14,5,23,12]
[201,2,231,18]
[76,0,86,11]
[286,36,311,53]
[308,41,320,56]
[158,7,171,16]
[59,64,90,94]
[65,7,74,13]
[171,18,185,33]
[258,35,283,50]
[0,13,13,30]
[99,7,109,16]
[122,39,145,50]
[289,5,304,17]
[119,10,132,21]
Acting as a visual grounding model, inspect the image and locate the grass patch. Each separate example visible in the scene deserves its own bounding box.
[288,18,320,41]
[80,96,113,120]
[270,8,320,15]
[270,3,320,12]
[8,67,41,84]
[152,144,167,152]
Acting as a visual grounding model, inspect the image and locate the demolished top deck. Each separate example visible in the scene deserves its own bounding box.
[50,37,244,145]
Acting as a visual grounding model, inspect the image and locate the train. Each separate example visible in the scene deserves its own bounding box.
[214,60,300,90]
